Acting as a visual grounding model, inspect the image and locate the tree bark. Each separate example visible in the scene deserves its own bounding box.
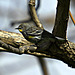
[52,0,70,39]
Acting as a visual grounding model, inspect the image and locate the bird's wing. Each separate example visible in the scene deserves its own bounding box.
[26,27,43,36]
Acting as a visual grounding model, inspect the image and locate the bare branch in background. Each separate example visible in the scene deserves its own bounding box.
[38,57,49,75]
[69,10,75,25]
[35,0,41,11]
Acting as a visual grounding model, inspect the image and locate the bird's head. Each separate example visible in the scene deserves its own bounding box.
[15,23,29,33]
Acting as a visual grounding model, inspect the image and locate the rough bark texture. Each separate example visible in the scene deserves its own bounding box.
[52,0,70,39]
[0,30,75,68]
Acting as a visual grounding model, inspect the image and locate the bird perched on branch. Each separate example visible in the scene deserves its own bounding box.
[16,23,66,46]
[15,23,43,44]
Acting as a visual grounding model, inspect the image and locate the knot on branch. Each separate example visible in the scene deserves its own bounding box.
[19,45,37,54]
[29,1,35,6]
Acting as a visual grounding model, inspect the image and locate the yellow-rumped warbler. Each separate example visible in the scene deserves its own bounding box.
[15,23,43,44]
[16,23,66,46]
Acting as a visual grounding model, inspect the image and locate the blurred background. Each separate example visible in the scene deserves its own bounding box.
[0,0,75,75]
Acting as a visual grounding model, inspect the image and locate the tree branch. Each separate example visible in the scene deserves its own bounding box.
[69,10,75,25]
[0,30,75,68]
[29,0,43,29]
[38,57,48,75]
[52,0,70,39]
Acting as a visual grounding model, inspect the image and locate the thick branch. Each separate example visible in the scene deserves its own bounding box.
[0,30,32,47]
[52,0,70,39]
[0,30,75,68]
[0,40,20,54]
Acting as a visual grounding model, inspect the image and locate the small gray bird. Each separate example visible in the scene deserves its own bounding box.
[15,23,43,44]
[16,23,66,45]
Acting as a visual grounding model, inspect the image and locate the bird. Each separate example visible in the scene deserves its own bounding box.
[15,23,43,44]
[15,23,66,46]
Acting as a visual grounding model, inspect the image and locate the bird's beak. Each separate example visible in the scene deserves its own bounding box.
[15,28,19,29]
[15,28,23,32]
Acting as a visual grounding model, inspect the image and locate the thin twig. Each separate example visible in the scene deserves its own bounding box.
[11,19,32,26]
[69,10,75,25]
[36,0,41,11]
